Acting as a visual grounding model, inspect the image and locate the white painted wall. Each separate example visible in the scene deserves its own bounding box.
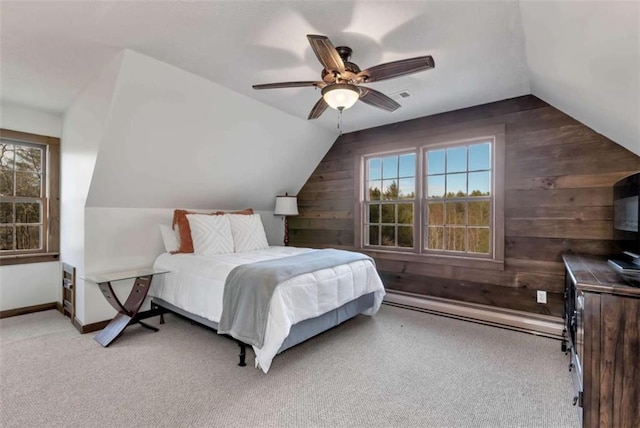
[0,103,62,137]
[0,262,61,310]
[86,50,337,210]
[62,49,335,325]
[520,1,640,155]
[60,52,124,323]
[0,104,63,311]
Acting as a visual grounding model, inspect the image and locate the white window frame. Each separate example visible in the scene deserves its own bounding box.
[355,124,505,270]
[363,149,418,250]
[422,138,495,258]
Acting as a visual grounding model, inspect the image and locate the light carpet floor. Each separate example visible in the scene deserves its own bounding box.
[0,305,579,428]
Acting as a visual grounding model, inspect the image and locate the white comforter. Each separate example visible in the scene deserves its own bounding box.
[151,246,385,373]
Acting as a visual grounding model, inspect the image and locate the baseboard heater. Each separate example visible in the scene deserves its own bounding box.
[383,291,564,340]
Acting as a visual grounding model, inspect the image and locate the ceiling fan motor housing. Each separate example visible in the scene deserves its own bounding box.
[336,46,352,61]
[321,46,364,84]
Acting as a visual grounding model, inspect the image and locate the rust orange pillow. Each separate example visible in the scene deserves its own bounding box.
[172,208,254,254]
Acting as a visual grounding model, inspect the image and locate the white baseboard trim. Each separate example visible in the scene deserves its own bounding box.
[383,291,564,340]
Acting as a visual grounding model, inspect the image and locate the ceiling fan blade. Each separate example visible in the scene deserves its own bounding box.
[307,35,345,73]
[308,97,329,120]
[252,81,324,90]
[359,55,435,83]
[359,87,401,112]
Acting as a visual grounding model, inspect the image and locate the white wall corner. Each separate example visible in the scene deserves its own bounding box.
[60,50,125,324]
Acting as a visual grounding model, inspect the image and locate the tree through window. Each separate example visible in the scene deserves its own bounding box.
[0,139,47,253]
[365,152,416,248]
[361,135,499,259]
[425,142,492,255]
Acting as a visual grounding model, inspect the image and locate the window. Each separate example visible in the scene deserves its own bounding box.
[425,142,492,255]
[358,125,505,266]
[0,129,60,265]
[365,153,416,248]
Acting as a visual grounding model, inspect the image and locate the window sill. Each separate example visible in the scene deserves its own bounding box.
[358,248,505,271]
[0,253,60,266]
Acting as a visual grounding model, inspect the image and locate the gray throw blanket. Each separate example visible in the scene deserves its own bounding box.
[218,249,372,348]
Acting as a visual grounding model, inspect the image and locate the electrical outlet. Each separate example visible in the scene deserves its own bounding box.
[537,290,547,304]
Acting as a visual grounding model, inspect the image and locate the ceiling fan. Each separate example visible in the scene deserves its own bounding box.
[252,35,435,120]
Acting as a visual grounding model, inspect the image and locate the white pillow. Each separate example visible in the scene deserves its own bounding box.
[159,224,180,253]
[186,214,234,255]
[228,213,269,252]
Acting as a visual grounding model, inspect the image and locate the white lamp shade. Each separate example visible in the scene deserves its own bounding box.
[274,195,298,216]
[322,83,360,110]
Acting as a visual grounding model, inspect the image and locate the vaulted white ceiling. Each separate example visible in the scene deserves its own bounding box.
[1,1,638,154]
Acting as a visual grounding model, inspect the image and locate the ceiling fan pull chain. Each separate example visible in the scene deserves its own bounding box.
[337,107,343,135]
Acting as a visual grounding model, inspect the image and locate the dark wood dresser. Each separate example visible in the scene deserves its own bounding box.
[562,253,640,428]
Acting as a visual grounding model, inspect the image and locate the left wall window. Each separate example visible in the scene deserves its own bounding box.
[0,129,60,265]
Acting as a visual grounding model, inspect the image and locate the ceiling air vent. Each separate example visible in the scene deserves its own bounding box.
[390,90,412,100]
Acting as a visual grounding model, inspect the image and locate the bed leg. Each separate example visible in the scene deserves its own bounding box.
[237,342,247,367]
[152,302,166,325]
[151,302,165,324]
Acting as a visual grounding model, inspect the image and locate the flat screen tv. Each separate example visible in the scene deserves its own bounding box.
[609,172,640,271]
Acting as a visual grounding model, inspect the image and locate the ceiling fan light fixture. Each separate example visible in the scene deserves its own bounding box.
[321,83,360,110]
[253,35,435,120]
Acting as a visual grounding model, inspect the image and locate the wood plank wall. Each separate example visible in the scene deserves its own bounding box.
[289,95,640,317]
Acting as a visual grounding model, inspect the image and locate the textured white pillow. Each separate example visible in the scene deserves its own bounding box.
[228,213,269,252]
[159,224,180,253]
[186,214,234,255]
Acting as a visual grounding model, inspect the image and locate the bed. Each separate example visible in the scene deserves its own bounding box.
[149,246,385,373]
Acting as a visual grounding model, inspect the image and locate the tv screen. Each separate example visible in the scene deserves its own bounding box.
[614,195,639,234]
[612,172,640,263]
